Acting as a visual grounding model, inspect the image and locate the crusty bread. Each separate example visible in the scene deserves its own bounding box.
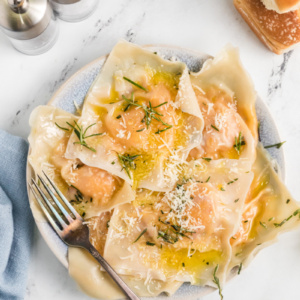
[234,0,300,54]
[262,0,300,13]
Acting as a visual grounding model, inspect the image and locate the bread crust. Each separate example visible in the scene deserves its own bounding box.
[234,0,300,54]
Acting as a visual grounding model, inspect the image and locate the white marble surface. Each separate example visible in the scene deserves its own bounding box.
[1,0,300,299]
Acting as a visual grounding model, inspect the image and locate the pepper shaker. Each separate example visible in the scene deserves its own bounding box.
[0,0,59,55]
[50,0,98,22]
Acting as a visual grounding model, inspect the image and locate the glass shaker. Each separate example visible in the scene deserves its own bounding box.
[50,0,98,22]
[0,0,59,55]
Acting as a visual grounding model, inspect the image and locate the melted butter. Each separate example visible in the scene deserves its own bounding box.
[91,105,108,118]
[130,152,160,189]
[98,86,120,104]
[146,65,180,95]
[159,248,222,280]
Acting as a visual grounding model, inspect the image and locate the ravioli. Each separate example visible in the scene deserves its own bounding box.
[65,40,204,191]
[229,144,300,271]
[69,212,182,299]
[27,42,300,300]
[28,105,135,218]
[103,159,253,288]
[189,47,257,162]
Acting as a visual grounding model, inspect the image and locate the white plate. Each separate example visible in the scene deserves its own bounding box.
[27,45,285,299]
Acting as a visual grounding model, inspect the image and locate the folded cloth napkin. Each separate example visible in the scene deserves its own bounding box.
[0,130,33,300]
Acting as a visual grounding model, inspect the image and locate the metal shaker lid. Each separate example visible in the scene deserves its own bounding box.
[0,0,52,40]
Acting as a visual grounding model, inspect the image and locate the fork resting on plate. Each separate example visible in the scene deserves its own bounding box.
[29,171,140,300]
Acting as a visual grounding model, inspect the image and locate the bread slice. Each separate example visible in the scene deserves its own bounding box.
[234,0,300,54]
[262,0,300,13]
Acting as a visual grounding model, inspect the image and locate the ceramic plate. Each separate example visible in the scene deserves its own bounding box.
[26,45,285,299]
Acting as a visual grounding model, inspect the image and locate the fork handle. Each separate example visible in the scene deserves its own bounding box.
[87,244,140,300]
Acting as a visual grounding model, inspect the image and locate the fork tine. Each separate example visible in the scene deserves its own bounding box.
[31,178,68,229]
[29,184,62,234]
[37,174,74,224]
[42,171,82,220]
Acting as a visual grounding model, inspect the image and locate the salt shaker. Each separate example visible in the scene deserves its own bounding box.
[0,0,59,55]
[50,0,98,22]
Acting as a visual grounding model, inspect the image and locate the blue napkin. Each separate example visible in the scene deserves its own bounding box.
[0,130,33,300]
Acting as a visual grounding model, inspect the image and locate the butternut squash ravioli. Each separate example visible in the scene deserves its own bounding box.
[28,41,300,299]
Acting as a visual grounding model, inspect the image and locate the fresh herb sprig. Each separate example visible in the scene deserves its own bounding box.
[265,141,286,149]
[234,132,245,155]
[211,124,220,132]
[118,153,140,179]
[122,94,172,134]
[133,228,147,243]
[274,209,300,227]
[63,121,103,152]
[213,265,223,300]
[123,76,148,92]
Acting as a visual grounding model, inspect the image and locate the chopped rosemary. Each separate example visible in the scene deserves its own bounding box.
[231,236,236,240]
[227,178,238,185]
[238,263,242,275]
[268,217,274,222]
[213,265,223,300]
[234,132,245,155]
[161,210,164,214]
[211,124,220,131]
[111,161,115,165]
[244,220,248,223]
[122,94,172,133]
[182,262,185,267]
[286,199,290,204]
[265,141,286,149]
[155,126,172,134]
[67,121,103,152]
[116,115,121,119]
[136,128,145,132]
[206,176,211,183]
[146,241,155,246]
[133,228,147,243]
[202,157,212,162]
[123,76,148,92]
[234,198,239,203]
[81,212,86,217]
[117,153,140,179]
[259,221,267,229]
[157,230,178,244]
[220,187,225,191]
[55,122,69,131]
[274,209,300,227]
[106,220,110,228]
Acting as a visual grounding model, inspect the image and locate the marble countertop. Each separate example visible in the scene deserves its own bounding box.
[1,0,300,299]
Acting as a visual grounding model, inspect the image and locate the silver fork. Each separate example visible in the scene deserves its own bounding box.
[29,171,140,300]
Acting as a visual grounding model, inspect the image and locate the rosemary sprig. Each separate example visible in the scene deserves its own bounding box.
[213,265,223,300]
[66,121,103,152]
[238,263,242,275]
[122,94,172,133]
[146,241,155,246]
[123,76,148,92]
[227,178,238,185]
[274,209,300,227]
[234,132,245,155]
[265,141,286,149]
[55,122,69,131]
[202,157,212,162]
[133,228,147,243]
[211,124,220,132]
[117,153,140,179]
[157,230,178,244]
[206,176,211,183]
[259,221,267,229]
